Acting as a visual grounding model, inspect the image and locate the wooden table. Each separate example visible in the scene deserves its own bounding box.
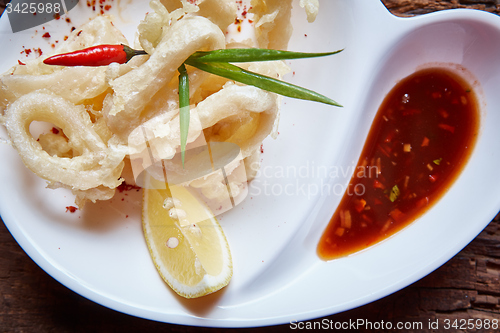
[1,1,499,332]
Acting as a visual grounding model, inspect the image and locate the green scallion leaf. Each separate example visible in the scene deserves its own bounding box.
[188,48,343,63]
[178,64,190,167]
[433,158,442,165]
[389,185,400,202]
[185,59,342,107]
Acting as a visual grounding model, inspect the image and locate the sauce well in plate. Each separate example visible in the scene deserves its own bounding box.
[318,67,480,260]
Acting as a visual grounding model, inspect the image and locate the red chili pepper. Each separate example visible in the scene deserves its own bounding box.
[43,44,148,67]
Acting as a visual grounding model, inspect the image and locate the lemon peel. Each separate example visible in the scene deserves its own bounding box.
[142,175,232,298]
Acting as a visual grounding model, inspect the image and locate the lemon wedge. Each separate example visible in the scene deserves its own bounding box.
[142,175,232,298]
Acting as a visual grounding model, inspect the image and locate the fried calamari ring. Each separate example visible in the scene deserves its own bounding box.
[195,83,279,158]
[3,90,126,191]
[1,67,108,105]
[105,15,226,139]
[0,16,129,116]
[159,0,237,34]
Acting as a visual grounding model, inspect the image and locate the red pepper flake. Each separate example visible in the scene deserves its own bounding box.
[416,196,429,208]
[438,123,455,133]
[117,182,142,193]
[373,179,385,190]
[51,127,60,134]
[77,30,82,36]
[389,208,403,221]
[66,206,78,213]
[376,144,391,158]
[383,131,395,143]
[54,13,61,20]
[66,18,71,23]
[71,27,76,32]
[18,60,26,65]
[361,214,373,223]
[35,48,43,57]
[42,32,51,39]
[24,48,32,55]
[64,36,69,41]
[353,198,367,213]
[438,108,449,119]
[260,144,264,153]
[402,108,421,116]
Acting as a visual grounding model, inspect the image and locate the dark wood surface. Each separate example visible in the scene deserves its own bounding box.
[1,1,500,332]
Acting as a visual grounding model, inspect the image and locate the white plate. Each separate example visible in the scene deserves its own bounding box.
[2,0,500,328]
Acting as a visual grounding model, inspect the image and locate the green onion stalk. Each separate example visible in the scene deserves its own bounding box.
[177,48,344,166]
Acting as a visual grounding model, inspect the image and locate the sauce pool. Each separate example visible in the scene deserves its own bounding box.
[318,67,480,260]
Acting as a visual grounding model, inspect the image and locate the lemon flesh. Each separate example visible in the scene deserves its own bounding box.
[142,176,232,298]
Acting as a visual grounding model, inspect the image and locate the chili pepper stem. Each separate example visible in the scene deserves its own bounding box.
[122,44,148,62]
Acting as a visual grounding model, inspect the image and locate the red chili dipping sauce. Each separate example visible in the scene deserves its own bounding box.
[318,68,480,260]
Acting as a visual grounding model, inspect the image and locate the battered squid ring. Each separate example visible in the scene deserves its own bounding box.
[3,90,125,191]
[104,15,226,140]
[194,83,279,158]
